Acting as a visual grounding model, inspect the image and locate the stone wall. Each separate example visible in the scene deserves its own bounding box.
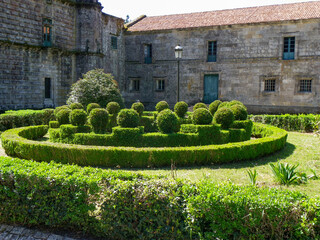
[0,0,124,111]
[124,19,320,113]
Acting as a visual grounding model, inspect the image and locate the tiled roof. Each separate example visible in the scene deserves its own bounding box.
[128,1,320,32]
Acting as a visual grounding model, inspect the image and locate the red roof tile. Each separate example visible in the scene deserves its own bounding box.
[128,1,320,32]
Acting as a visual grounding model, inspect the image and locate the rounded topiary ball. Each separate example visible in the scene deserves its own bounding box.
[209,100,222,115]
[69,109,87,126]
[214,107,235,129]
[54,105,70,117]
[131,102,144,116]
[229,100,245,107]
[193,103,208,111]
[69,102,84,110]
[106,101,121,115]
[89,108,109,134]
[156,109,179,134]
[230,104,248,120]
[117,109,140,128]
[192,108,213,125]
[86,103,100,114]
[174,101,188,118]
[155,101,169,112]
[56,108,72,125]
[217,101,230,109]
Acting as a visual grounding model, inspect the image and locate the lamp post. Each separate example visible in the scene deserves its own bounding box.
[174,45,183,103]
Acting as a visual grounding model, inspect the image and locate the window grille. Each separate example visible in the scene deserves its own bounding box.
[299,79,312,92]
[264,78,276,92]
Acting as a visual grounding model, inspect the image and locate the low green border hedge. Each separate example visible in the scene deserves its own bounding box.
[1,123,287,168]
[0,157,319,239]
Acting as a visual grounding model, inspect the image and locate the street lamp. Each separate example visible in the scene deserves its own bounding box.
[174,45,183,102]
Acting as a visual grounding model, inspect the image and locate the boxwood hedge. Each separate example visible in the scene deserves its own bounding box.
[0,157,319,239]
[1,123,287,168]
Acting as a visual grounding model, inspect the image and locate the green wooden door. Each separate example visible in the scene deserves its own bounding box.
[204,74,219,104]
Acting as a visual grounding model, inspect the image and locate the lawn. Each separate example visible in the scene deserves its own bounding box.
[123,132,320,197]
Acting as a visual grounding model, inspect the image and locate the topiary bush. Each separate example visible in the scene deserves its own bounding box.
[155,101,169,113]
[156,109,180,134]
[229,100,245,107]
[67,69,124,108]
[87,103,100,114]
[89,108,109,134]
[132,102,145,116]
[230,104,248,120]
[69,102,84,110]
[106,102,121,115]
[174,101,188,118]
[209,100,222,115]
[69,109,87,126]
[54,105,70,117]
[192,108,213,125]
[214,107,235,129]
[117,109,140,128]
[56,108,72,125]
[193,103,207,111]
[217,101,229,109]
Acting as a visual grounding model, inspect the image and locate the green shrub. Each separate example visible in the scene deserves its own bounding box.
[86,103,100,114]
[69,102,84,110]
[156,109,180,134]
[117,109,140,128]
[193,102,207,111]
[192,108,213,125]
[49,121,59,128]
[209,100,222,115]
[174,101,188,118]
[54,105,70,117]
[67,69,124,108]
[214,107,235,129]
[229,100,245,106]
[69,109,87,126]
[230,104,248,120]
[106,101,121,115]
[56,108,72,125]
[218,101,229,109]
[131,102,144,116]
[89,108,109,134]
[155,101,169,112]
[140,116,158,132]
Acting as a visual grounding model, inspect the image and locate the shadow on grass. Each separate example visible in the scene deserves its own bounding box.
[124,142,296,172]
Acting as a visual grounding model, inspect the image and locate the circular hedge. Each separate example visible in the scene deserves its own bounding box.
[193,103,207,111]
[87,103,101,114]
[230,104,248,121]
[156,109,179,133]
[107,102,121,115]
[155,101,169,112]
[70,109,87,126]
[89,108,109,134]
[214,107,234,129]
[1,123,288,168]
[132,102,144,116]
[117,109,140,128]
[69,102,84,110]
[54,105,70,117]
[192,108,213,125]
[209,100,222,115]
[56,108,72,125]
[174,101,188,118]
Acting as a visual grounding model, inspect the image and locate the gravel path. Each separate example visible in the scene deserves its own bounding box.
[0,140,7,157]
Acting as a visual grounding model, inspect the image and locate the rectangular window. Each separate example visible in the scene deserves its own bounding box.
[207,41,217,62]
[283,37,295,60]
[43,18,52,47]
[111,36,117,49]
[156,79,165,91]
[264,78,276,92]
[130,79,140,91]
[45,78,51,98]
[144,44,152,64]
[299,79,312,92]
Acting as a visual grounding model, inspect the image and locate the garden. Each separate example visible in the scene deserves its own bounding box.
[0,69,319,239]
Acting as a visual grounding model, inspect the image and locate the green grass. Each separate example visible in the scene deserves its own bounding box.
[122,132,320,197]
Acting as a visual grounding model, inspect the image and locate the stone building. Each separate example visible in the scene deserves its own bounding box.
[124,1,320,113]
[0,0,124,110]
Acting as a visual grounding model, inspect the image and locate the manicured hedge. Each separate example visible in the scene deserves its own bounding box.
[1,123,287,168]
[0,109,54,131]
[0,157,319,239]
[250,114,320,132]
